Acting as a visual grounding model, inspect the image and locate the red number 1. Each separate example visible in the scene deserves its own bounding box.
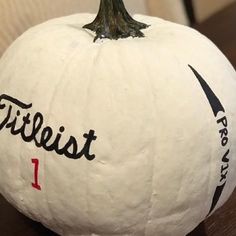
[32,159,41,190]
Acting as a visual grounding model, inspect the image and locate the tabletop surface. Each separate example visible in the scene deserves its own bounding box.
[0,2,236,236]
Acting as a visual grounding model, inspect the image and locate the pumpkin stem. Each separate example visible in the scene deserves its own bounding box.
[83,0,149,42]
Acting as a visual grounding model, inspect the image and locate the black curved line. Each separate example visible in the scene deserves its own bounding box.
[0,94,32,109]
[208,183,226,215]
[189,65,226,215]
[188,65,225,117]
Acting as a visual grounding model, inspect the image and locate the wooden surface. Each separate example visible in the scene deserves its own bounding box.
[0,2,236,236]
[205,191,236,236]
[193,0,235,22]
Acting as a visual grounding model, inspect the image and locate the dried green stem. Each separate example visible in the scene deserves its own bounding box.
[83,0,149,42]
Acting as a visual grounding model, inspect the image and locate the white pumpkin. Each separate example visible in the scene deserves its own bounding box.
[0,1,236,236]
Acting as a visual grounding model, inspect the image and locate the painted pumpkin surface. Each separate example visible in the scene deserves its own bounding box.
[0,1,236,235]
